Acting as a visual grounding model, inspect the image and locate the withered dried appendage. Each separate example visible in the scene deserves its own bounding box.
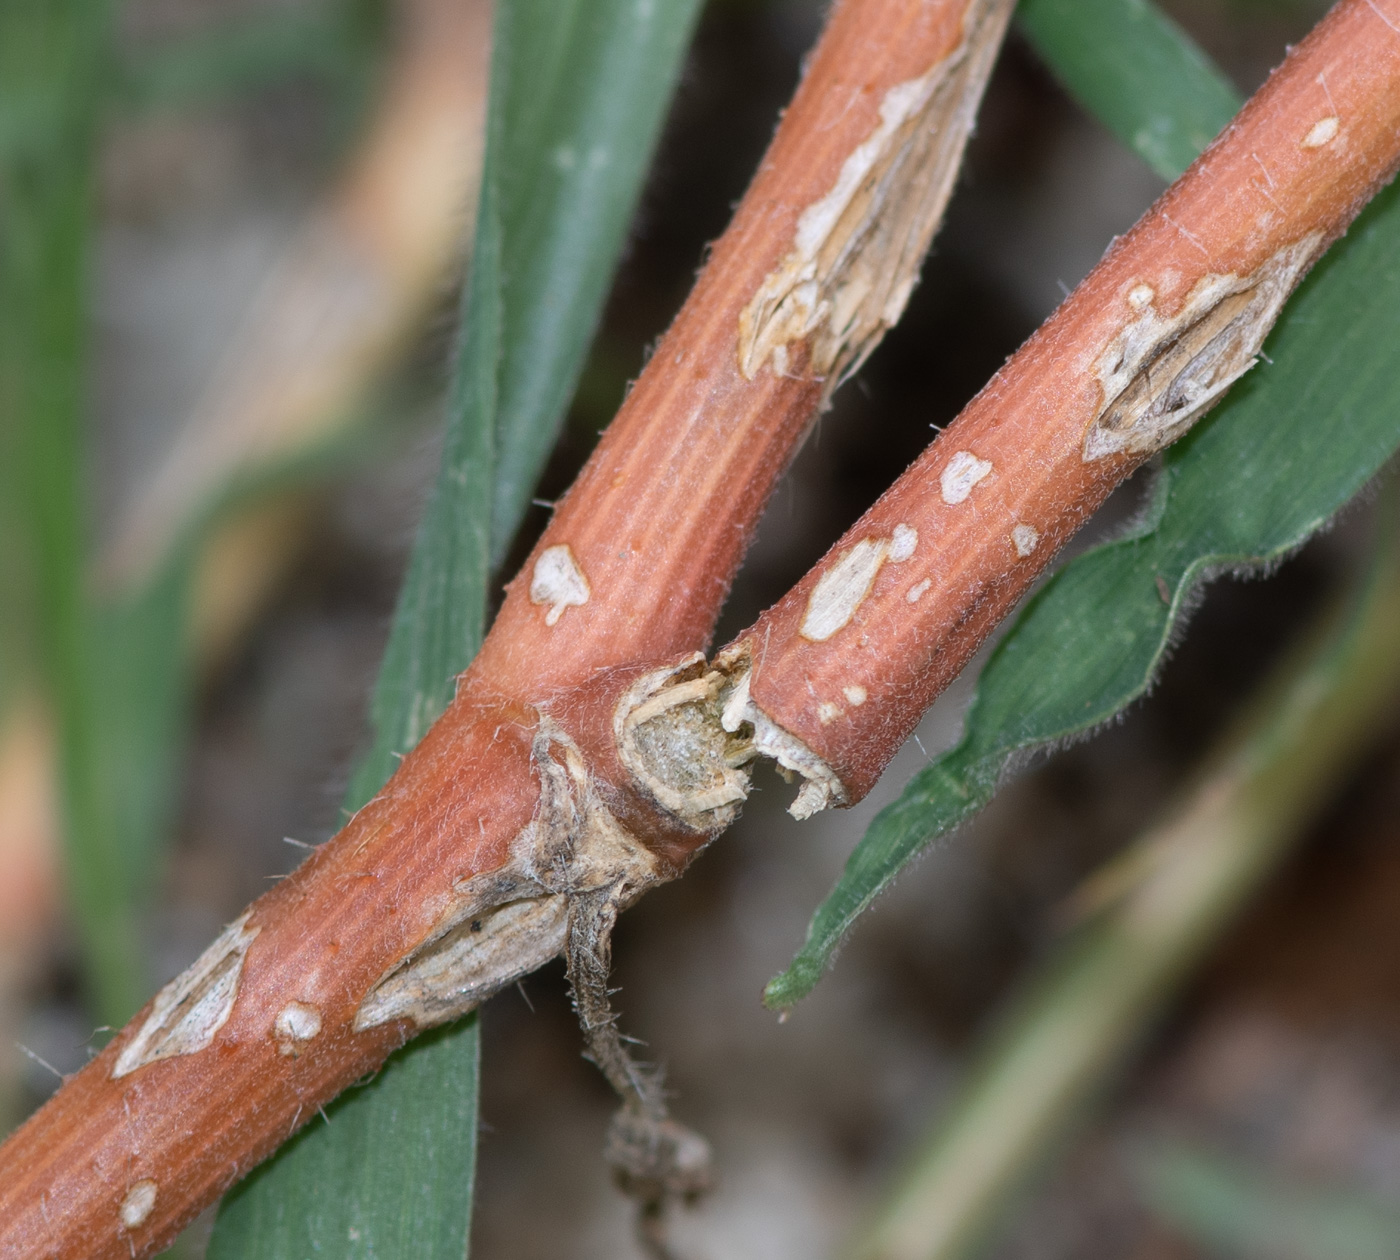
[1084,234,1323,460]
[567,883,712,1256]
[355,719,665,1032]
[355,711,714,1247]
[738,0,1015,395]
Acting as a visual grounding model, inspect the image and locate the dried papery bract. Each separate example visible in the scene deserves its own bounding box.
[723,0,1400,809]
[0,0,1012,1254]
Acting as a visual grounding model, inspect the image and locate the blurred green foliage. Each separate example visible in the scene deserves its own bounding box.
[1018,0,1242,180]
[1138,1141,1400,1260]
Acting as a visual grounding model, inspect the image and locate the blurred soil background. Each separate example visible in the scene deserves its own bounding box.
[11,0,1400,1256]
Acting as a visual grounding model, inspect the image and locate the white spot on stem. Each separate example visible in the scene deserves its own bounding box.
[889,523,917,561]
[120,1181,157,1230]
[817,702,844,724]
[801,538,889,641]
[113,913,259,1078]
[906,578,932,604]
[940,451,993,504]
[530,544,590,626]
[843,685,868,706]
[274,1002,322,1054]
[1011,523,1040,556]
[1128,284,1155,310]
[1301,116,1339,148]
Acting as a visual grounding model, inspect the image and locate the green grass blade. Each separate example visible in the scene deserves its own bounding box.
[208,1,701,1254]
[767,174,1400,1011]
[208,1024,481,1258]
[0,0,155,1025]
[1017,0,1242,180]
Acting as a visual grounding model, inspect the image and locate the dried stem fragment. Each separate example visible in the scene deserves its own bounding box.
[567,886,712,1224]
[738,0,1015,393]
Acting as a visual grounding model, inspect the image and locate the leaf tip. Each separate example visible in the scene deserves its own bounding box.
[762,955,823,1011]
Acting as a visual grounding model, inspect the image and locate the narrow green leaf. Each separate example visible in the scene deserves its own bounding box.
[1017,0,1242,180]
[209,0,702,1254]
[0,0,155,1025]
[211,1024,481,1259]
[767,175,1400,1010]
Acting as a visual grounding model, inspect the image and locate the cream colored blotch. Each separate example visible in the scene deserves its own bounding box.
[274,1001,322,1054]
[802,540,888,641]
[801,524,918,642]
[113,913,259,1078]
[1302,116,1339,148]
[889,523,918,561]
[940,451,993,504]
[530,544,591,626]
[120,1181,157,1230]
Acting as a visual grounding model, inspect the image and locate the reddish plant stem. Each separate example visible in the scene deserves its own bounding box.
[0,0,1006,1254]
[734,0,1400,805]
[12,1,1400,1253]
